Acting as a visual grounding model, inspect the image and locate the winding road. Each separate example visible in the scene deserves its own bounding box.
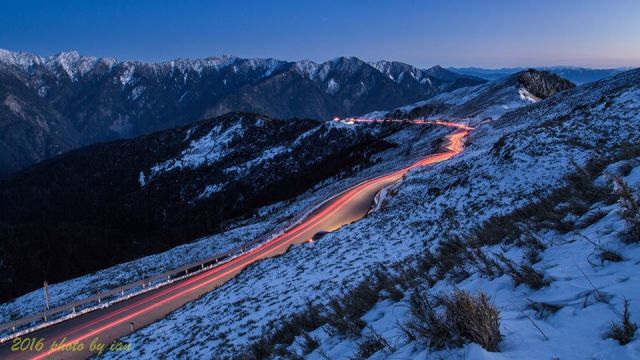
[0,120,471,359]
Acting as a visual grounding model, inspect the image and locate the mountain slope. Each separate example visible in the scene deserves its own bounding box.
[381,69,575,121]
[0,112,398,301]
[450,66,626,84]
[0,49,485,177]
[87,69,639,358]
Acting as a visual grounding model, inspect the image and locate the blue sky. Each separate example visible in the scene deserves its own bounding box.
[1,0,638,68]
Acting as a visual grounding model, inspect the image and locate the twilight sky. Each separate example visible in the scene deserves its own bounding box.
[1,0,639,68]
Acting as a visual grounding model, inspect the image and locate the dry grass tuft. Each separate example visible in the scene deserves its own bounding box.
[496,253,549,290]
[299,332,320,355]
[352,328,392,359]
[608,299,638,345]
[406,289,501,352]
[611,176,640,243]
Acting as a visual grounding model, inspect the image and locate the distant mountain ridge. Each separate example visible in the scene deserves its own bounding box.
[449,66,627,84]
[0,48,485,177]
[379,69,576,121]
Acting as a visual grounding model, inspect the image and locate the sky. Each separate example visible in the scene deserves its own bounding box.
[1,0,639,68]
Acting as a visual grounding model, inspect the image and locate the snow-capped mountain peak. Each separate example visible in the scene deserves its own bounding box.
[46,51,100,80]
[0,48,486,177]
[0,48,44,68]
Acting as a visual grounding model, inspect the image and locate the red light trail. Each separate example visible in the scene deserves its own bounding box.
[2,119,471,360]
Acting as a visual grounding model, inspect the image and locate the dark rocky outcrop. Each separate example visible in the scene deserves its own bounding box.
[516,69,576,99]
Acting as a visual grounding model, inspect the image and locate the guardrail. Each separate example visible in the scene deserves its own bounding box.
[0,178,344,338]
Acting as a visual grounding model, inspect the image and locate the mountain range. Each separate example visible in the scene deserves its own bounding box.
[0,49,485,178]
[450,66,626,84]
[0,68,573,301]
[380,69,576,121]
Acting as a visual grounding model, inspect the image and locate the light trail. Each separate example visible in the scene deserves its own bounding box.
[3,119,471,360]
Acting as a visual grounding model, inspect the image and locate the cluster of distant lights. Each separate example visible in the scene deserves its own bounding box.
[333,117,355,124]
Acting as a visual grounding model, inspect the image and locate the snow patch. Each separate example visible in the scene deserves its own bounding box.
[150,121,245,176]
[326,78,340,95]
[119,65,136,87]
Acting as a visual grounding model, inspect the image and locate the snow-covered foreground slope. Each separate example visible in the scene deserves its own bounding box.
[292,156,640,360]
[269,69,640,359]
[92,69,639,358]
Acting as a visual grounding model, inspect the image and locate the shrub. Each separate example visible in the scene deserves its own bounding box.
[240,301,324,359]
[470,248,502,278]
[599,249,623,263]
[611,176,640,243]
[434,237,471,281]
[352,328,391,359]
[373,268,404,301]
[405,290,453,349]
[496,253,549,290]
[444,290,502,352]
[406,289,501,352]
[326,280,379,337]
[299,332,320,355]
[608,299,638,345]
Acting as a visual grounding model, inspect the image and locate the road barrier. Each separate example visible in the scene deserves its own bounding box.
[0,174,351,339]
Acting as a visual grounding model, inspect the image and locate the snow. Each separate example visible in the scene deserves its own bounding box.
[0,221,271,328]
[283,70,640,359]
[0,49,102,81]
[130,85,145,101]
[92,69,640,358]
[364,73,546,124]
[360,81,368,95]
[369,60,391,74]
[0,49,237,86]
[368,61,429,84]
[0,48,44,68]
[317,62,331,82]
[303,156,640,359]
[198,183,223,199]
[241,145,288,168]
[326,78,340,95]
[119,65,136,87]
[46,51,99,81]
[518,87,539,102]
[294,60,321,80]
[150,121,245,176]
[156,55,237,76]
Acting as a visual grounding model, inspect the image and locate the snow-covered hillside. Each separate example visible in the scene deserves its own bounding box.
[2,67,637,359]
[288,156,640,359]
[0,121,448,331]
[85,70,639,358]
[370,69,575,124]
[97,70,640,357]
[258,68,640,359]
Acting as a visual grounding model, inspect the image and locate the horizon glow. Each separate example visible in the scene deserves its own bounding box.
[1,0,638,68]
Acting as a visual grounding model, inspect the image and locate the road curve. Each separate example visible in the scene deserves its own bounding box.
[0,120,471,360]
